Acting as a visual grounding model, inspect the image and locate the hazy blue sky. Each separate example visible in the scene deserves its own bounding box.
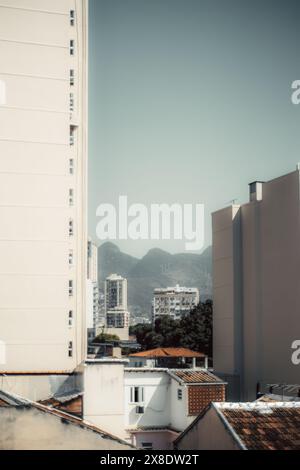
[89,0,300,258]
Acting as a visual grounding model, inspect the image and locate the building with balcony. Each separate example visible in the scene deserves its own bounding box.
[152,285,199,323]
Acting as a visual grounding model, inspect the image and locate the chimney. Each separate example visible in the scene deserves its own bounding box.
[249,181,264,202]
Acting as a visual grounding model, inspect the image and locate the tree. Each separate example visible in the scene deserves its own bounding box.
[179,300,212,356]
[93,332,120,343]
[129,301,213,356]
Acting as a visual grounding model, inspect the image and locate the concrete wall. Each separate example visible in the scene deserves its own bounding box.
[175,406,239,450]
[132,430,178,450]
[0,406,131,450]
[0,0,88,372]
[212,205,242,381]
[170,379,189,431]
[83,360,127,439]
[124,371,171,429]
[212,170,300,401]
[0,373,82,401]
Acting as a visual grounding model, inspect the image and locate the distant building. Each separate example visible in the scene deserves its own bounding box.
[86,239,99,343]
[128,347,208,369]
[174,401,300,450]
[124,368,226,450]
[105,274,130,340]
[152,285,199,322]
[212,168,300,401]
[105,273,127,310]
[130,315,151,327]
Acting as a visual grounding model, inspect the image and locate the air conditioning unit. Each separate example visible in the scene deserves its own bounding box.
[136,406,144,414]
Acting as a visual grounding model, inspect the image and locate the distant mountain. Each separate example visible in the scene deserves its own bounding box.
[98,242,212,316]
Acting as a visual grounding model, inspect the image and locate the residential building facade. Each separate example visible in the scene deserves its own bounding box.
[87,238,99,342]
[105,274,130,340]
[124,368,226,449]
[152,285,199,323]
[212,168,300,400]
[0,0,88,376]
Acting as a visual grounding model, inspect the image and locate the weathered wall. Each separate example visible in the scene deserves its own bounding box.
[0,406,131,450]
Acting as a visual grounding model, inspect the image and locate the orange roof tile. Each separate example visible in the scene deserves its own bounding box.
[129,347,205,358]
[169,369,224,384]
[216,402,300,450]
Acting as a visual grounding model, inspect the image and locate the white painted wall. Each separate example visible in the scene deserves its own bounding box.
[170,378,190,431]
[124,370,171,430]
[84,360,128,439]
[0,0,88,373]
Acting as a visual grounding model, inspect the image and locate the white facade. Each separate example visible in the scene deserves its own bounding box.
[124,370,195,449]
[86,239,99,340]
[0,0,88,373]
[105,273,128,310]
[105,273,130,339]
[87,238,98,282]
[84,359,129,439]
[212,169,300,400]
[152,285,200,322]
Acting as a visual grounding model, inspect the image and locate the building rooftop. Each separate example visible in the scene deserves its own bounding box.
[215,402,300,450]
[153,285,199,294]
[0,390,134,449]
[168,369,225,384]
[129,347,205,358]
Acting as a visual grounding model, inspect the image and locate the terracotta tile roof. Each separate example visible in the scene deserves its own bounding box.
[39,392,83,417]
[129,347,205,358]
[215,402,300,450]
[169,369,225,384]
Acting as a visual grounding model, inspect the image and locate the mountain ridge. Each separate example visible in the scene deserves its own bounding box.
[98,242,212,316]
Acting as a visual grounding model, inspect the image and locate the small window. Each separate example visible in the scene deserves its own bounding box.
[70,10,75,26]
[70,69,75,86]
[130,386,144,404]
[69,158,74,175]
[68,250,73,266]
[70,93,74,112]
[68,341,73,357]
[69,189,74,206]
[142,442,153,450]
[68,310,73,327]
[177,389,183,400]
[69,219,74,236]
[70,40,75,55]
[69,280,73,296]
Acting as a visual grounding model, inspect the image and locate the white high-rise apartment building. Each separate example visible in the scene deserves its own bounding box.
[0,0,88,374]
[105,274,129,340]
[105,273,128,311]
[212,168,300,401]
[152,285,200,323]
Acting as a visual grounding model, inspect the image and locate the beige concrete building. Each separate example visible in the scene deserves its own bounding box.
[0,1,88,375]
[212,169,300,400]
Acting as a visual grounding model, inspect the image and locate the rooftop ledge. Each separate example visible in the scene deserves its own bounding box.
[85,358,129,365]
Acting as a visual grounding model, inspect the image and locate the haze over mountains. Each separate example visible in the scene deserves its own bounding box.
[98,242,212,317]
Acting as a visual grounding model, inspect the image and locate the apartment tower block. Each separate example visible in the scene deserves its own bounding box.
[0,0,88,375]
